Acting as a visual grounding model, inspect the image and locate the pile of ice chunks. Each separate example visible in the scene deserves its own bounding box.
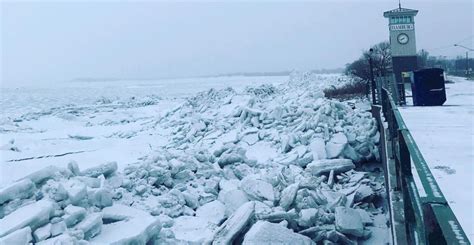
[0,72,388,244]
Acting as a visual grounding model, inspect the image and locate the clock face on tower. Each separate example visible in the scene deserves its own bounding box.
[397,33,409,45]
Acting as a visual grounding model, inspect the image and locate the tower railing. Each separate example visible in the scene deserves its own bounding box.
[373,88,470,244]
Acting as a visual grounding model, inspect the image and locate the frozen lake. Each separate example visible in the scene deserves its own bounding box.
[1,75,289,120]
[1,75,290,184]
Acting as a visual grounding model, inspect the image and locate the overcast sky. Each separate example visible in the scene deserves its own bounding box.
[1,0,472,85]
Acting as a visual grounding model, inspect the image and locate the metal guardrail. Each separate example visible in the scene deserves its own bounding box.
[377,87,470,244]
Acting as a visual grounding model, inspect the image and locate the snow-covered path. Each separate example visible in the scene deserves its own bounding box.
[398,76,474,241]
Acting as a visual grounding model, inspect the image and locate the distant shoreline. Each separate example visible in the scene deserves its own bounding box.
[70,68,343,83]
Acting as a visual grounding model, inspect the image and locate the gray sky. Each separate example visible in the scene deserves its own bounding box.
[1,0,472,85]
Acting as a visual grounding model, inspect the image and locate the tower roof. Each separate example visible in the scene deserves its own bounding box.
[383,7,418,17]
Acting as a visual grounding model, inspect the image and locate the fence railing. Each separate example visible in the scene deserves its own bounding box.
[376,87,470,244]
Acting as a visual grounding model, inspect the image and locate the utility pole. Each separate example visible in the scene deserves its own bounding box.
[467,51,469,76]
[454,44,473,77]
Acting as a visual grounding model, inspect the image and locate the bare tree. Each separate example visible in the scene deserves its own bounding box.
[345,59,371,81]
[370,41,392,76]
[345,41,392,80]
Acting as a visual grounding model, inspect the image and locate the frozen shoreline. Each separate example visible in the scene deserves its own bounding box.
[0,75,289,184]
[0,73,389,244]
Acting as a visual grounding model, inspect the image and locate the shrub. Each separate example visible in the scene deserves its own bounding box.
[323,79,368,100]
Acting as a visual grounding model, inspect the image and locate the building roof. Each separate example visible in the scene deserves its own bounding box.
[383,7,418,17]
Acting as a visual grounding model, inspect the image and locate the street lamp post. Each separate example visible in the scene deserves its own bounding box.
[368,48,376,103]
[454,44,473,77]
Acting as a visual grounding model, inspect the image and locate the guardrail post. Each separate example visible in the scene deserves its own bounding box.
[423,203,446,244]
[398,129,411,176]
[398,129,428,244]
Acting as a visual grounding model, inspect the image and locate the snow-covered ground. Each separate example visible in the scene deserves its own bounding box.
[0,73,388,244]
[399,76,474,242]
